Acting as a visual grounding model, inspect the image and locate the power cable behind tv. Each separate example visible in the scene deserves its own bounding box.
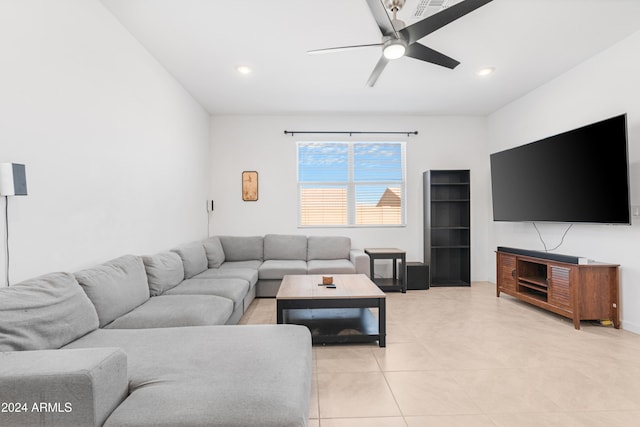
[532,222,573,252]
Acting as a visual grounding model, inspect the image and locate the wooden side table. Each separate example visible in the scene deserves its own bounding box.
[364,248,407,293]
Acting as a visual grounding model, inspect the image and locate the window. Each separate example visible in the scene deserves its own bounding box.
[297,141,406,226]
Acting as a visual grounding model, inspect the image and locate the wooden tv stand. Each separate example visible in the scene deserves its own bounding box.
[496,249,620,330]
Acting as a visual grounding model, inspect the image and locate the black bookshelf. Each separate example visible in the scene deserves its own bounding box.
[423,170,471,286]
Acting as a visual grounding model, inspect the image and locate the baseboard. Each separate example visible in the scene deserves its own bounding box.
[621,320,640,334]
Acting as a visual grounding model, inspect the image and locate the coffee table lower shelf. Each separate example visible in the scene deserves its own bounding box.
[282,308,381,346]
[277,299,386,347]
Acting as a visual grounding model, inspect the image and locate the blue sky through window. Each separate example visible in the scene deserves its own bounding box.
[298,142,349,182]
[298,143,402,181]
[353,142,403,182]
[298,142,403,203]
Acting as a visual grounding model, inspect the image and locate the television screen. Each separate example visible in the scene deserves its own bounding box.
[490,114,630,224]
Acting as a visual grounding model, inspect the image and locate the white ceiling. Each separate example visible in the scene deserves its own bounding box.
[100,0,640,115]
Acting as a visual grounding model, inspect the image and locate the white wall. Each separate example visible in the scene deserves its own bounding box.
[0,0,210,284]
[210,115,491,281]
[487,30,640,332]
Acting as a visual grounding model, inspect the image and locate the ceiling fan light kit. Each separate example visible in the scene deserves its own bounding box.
[383,38,407,59]
[308,0,494,86]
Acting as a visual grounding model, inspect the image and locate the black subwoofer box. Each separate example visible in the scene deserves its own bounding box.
[406,262,429,290]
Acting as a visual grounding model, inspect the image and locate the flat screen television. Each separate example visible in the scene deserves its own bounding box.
[490,114,630,224]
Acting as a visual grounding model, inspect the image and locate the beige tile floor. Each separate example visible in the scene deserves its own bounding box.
[239,282,640,427]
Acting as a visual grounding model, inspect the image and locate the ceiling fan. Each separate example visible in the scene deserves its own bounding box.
[308,0,494,87]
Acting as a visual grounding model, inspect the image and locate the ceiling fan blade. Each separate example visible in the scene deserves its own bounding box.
[399,0,493,44]
[307,43,382,55]
[366,56,389,87]
[365,0,398,37]
[405,43,460,69]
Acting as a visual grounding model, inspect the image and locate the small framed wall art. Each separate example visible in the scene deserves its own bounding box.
[242,171,258,201]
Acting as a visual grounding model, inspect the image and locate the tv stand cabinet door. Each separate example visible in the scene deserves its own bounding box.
[548,264,572,310]
[497,252,516,296]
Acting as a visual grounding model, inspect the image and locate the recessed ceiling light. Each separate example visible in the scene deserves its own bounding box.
[476,67,495,77]
[236,65,252,75]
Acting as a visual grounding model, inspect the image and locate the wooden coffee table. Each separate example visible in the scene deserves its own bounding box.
[276,274,386,347]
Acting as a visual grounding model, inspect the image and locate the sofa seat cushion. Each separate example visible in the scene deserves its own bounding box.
[307,236,351,260]
[192,267,258,286]
[165,278,249,310]
[219,260,263,270]
[0,272,99,351]
[307,259,356,275]
[141,251,184,296]
[259,260,308,280]
[64,325,312,427]
[74,255,150,328]
[219,235,264,261]
[264,234,307,260]
[104,295,233,329]
[171,242,208,279]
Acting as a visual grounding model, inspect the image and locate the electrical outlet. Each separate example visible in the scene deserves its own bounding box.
[633,206,640,217]
[206,200,214,212]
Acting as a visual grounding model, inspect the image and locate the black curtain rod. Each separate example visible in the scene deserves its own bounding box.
[284,130,418,137]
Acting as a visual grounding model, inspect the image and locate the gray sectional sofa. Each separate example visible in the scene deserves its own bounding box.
[209,234,370,297]
[0,271,311,427]
[139,234,369,322]
[0,233,366,426]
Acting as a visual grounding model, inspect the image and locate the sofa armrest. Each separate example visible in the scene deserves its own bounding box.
[350,249,371,277]
[0,348,128,427]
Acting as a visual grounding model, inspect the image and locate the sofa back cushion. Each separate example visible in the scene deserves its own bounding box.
[264,234,307,260]
[0,272,99,351]
[142,251,184,296]
[171,242,208,279]
[203,236,225,268]
[219,236,264,261]
[75,255,150,328]
[307,236,351,260]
